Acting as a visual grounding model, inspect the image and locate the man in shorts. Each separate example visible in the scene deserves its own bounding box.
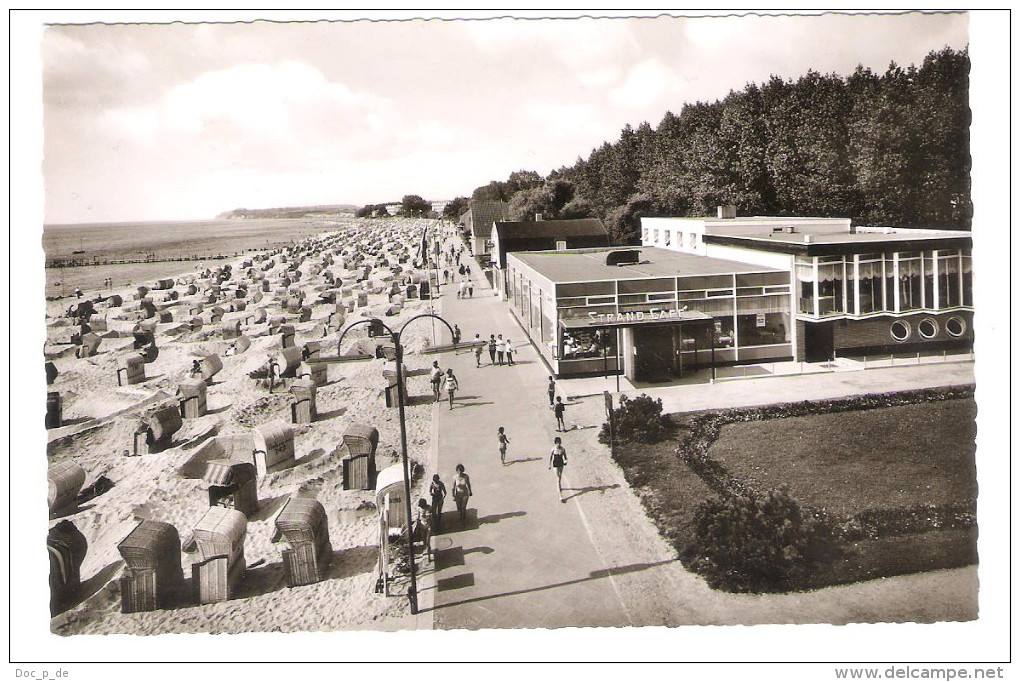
[473,334,484,367]
[554,396,567,431]
[430,360,443,402]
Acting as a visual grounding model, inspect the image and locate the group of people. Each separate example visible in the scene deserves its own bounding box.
[429,359,460,409]
[422,463,473,536]
[470,333,516,367]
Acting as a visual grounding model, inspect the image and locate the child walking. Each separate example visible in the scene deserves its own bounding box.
[497,427,511,465]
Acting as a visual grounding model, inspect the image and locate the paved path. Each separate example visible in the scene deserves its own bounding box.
[425,248,633,629]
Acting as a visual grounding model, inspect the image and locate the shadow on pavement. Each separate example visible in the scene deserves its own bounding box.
[427,559,677,613]
[562,483,621,501]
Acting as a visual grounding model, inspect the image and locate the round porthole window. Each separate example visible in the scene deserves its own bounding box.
[946,316,966,338]
[918,318,938,340]
[890,320,911,342]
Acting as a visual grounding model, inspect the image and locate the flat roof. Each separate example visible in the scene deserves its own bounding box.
[510,247,781,283]
[703,223,971,246]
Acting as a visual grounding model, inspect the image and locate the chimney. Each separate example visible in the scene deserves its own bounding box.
[717,205,737,219]
[535,213,543,221]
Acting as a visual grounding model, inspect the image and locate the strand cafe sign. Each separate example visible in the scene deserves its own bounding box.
[581,308,711,328]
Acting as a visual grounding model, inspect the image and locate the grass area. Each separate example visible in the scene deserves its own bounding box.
[708,399,977,517]
[611,394,978,592]
[611,431,715,551]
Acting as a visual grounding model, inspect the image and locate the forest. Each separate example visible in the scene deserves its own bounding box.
[468,48,971,245]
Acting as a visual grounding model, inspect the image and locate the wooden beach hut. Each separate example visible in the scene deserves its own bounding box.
[340,423,379,490]
[220,318,241,340]
[48,520,87,615]
[275,497,332,587]
[133,405,183,455]
[117,519,184,613]
[199,353,222,382]
[48,460,86,512]
[191,506,247,604]
[252,420,295,478]
[297,361,328,387]
[375,464,408,596]
[117,352,146,386]
[46,391,62,429]
[203,460,258,516]
[289,378,317,424]
[178,378,207,418]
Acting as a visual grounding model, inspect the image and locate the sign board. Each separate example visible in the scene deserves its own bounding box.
[756,313,766,327]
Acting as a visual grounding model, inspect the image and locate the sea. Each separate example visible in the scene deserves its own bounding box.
[43,218,343,298]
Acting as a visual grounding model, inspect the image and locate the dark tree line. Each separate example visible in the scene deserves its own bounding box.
[470,48,970,245]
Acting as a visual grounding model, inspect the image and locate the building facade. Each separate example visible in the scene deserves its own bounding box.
[504,212,974,380]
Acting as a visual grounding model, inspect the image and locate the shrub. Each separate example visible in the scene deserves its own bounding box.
[599,394,674,445]
[683,487,836,593]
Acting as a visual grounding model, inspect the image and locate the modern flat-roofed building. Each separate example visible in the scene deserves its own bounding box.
[505,209,973,380]
[643,210,973,363]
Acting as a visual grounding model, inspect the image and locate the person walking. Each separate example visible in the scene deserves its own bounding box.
[458,279,466,299]
[452,463,473,527]
[430,360,443,402]
[443,368,460,410]
[497,426,511,465]
[453,324,462,348]
[549,437,568,502]
[415,498,434,563]
[554,396,567,431]
[505,339,515,366]
[488,334,497,366]
[467,280,474,298]
[473,333,484,367]
[429,474,447,532]
[547,376,556,407]
[497,334,506,366]
[443,269,449,284]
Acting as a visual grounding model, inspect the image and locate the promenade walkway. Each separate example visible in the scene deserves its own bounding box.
[417,234,977,630]
[425,252,634,629]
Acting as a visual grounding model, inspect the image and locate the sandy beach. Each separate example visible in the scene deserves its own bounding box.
[46,217,446,634]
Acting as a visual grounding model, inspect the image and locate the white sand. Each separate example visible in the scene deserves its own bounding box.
[46,217,444,635]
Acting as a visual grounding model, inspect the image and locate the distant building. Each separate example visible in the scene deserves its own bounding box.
[460,200,509,258]
[490,218,609,299]
[504,207,973,380]
[384,203,402,216]
[430,200,450,215]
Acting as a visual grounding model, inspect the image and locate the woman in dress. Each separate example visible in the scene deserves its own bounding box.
[452,463,473,527]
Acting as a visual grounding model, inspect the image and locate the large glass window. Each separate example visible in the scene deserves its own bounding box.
[885,254,897,311]
[923,252,936,308]
[663,230,671,246]
[961,254,973,306]
[619,278,674,294]
[561,327,617,360]
[559,281,615,297]
[898,253,922,311]
[857,258,884,314]
[795,258,815,315]
[938,253,961,308]
[817,260,844,315]
[736,294,792,346]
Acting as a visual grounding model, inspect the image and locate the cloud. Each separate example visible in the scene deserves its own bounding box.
[609,59,680,108]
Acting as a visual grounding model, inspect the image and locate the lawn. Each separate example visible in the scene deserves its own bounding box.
[707,399,977,517]
[610,390,978,592]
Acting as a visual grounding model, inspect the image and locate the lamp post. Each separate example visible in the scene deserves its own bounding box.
[337,312,456,615]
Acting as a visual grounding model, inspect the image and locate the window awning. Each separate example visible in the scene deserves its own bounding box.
[561,309,712,330]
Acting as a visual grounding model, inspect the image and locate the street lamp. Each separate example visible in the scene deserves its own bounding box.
[337,312,456,615]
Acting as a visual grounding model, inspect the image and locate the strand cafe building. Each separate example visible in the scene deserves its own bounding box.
[504,210,973,381]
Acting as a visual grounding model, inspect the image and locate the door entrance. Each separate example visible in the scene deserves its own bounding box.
[632,325,681,382]
[804,321,835,363]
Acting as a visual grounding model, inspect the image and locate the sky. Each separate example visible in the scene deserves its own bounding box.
[40,11,970,224]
